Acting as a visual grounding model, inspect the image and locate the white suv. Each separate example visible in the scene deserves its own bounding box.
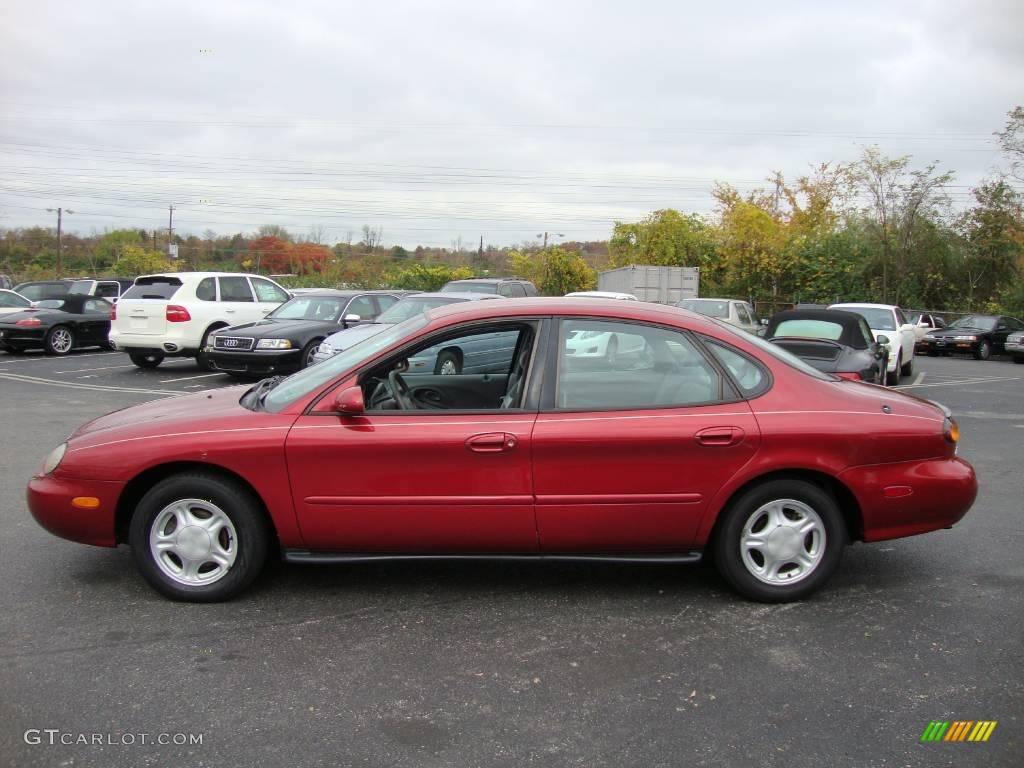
[828,303,917,385]
[110,272,290,369]
[676,298,759,334]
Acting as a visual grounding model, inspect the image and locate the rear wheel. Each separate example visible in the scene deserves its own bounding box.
[973,340,991,361]
[129,472,269,602]
[713,479,846,602]
[435,350,462,375]
[45,325,75,355]
[129,351,164,369]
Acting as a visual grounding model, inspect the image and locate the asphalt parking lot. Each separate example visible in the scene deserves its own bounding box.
[1,350,1021,768]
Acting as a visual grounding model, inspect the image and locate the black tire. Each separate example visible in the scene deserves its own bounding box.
[434,349,462,375]
[195,327,220,371]
[901,354,913,376]
[129,472,270,602]
[885,354,900,385]
[713,479,846,602]
[44,325,75,355]
[926,350,938,357]
[129,351,164,369]
[605,335,619,366]
[1013,356,1024,365]
[973,340,991,361]
[301,338,323,369]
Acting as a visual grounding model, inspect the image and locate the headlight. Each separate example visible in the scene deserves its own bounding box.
[42,442,67,475]
[256,339,293,350]
[923,334,936,340]
[951,335,977,341]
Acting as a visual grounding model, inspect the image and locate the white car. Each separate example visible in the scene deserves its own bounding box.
[565,290,638,300]
[677,298,759,334]
[109,272,290,369]
[564,324,647,364]
[828,303,916,385]
[0,289,33,315]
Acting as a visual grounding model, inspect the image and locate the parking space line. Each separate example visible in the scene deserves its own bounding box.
[157,372,225,383]
[0,371,179,396]
[55,364,137,374]
[0,351,120,364]
[895,376,1022,390]
[911,372,925,386]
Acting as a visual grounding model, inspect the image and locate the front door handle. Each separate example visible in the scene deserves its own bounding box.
[695,426,745,447]
[466,432,518,453]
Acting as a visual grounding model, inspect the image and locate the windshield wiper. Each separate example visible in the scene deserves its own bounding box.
[241,375,286,411]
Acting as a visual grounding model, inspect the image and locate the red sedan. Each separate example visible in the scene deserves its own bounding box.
[27,298,977,603]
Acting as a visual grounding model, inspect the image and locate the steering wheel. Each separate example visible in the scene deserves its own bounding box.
[387,369,416,410]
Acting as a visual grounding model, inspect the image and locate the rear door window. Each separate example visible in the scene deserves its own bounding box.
[251,277,289,303]
[195,277,217,301]
[121,277,182,300]
[218,276,255,302]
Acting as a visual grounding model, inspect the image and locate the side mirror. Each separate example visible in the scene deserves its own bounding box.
[759,318,769,326]
[332,386,365,415]
[343,313,361,328]
[877,334,891,345]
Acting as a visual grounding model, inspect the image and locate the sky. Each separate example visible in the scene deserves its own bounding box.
[0,0,1021,248]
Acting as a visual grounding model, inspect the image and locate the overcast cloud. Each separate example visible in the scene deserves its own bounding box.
[1,0,1021,247]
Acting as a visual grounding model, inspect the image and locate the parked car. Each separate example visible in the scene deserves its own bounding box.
[0,295,113,355]
[108,272,291,369]
[764,309,887,385]
[14,278,134,303]
[0,289,33,315]
[28,298,976,604]
[676,298,760,335]
[1006,329,1024,363]
[565,290,638,300]
[439,277,538,297]
[203,290,400,377]
[917,314,1024,360]
[828,303,916,384]
[904,311,946,351]
[312,292,500,367]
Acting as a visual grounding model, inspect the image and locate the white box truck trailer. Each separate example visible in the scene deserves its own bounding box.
[598,265,699,304]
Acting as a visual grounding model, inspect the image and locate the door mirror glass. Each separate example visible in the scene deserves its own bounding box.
[877,334,891,345]
[333,386,365,414]
[343,313,361,327]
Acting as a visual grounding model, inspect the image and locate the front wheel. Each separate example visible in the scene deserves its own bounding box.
[129,472,269,602]
[129,351,164,369]
[973,340,991,361]
[712,479,846,602]
[885,354,900,385]
[301,339,323,369]
[435,350,462,375]
[45,325,75,355]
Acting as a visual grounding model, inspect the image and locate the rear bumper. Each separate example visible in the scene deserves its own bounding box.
[0,327,46,347]
[110,327,201,355]
[27,473,122,547]
[838,455,977,542]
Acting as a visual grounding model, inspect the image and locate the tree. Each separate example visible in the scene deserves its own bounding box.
[257,225,293,242]
[609,210,717,274]
[290,242,332,275]
[539,248,597,295]
[996,106,1024,182]
[94,230,144,272]
[360,225,383,251]
[247,236,291,274]
[957,179,1023,308]
[117,244,177,275]
[385,264,474,291]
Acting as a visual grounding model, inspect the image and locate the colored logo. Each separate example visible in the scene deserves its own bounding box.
[921,721,997,742]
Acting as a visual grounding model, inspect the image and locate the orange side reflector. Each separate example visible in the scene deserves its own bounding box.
[883,486,913,498]
[72,497,101,509]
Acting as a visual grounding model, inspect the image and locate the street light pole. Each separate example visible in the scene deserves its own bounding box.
[536,231,564,248]
[46,207,74,278]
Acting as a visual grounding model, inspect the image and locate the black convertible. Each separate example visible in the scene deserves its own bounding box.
[0,294,114,355]
[765,309,888,385]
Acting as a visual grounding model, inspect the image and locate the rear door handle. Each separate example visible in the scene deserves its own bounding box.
[695,426,745,447]
[466,432,518,453]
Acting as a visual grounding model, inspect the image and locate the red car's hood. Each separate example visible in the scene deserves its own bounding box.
[72,385,252,438]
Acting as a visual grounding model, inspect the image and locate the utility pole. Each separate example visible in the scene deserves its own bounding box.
[152,230,158,251]
[167,205,175,249]
[46,207,74,278]
[537,231,564,249]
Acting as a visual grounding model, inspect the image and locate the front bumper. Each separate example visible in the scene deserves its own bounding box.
[0,326,46,347]
[917,338,979,355]
[838,455,977,542]
[27,473,123,547]
[205,347,303,376]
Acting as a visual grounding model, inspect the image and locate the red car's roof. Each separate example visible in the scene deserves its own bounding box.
[425,296,715,329]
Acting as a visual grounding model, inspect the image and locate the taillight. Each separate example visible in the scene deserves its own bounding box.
[110,304,117,321]
[16,317,42,327]
[166,305,191,322]
[944,417,960,445]
[835,371,862,381]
